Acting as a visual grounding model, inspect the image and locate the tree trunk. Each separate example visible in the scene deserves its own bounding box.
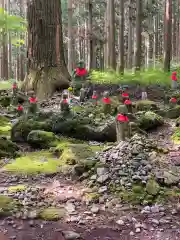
[134,0,142,71]
[2,0,8,80]
[22,0,70,100]
[119,0,124,74]
[127,0,133,69]
[67,0,73,73]
[164,0,172,72]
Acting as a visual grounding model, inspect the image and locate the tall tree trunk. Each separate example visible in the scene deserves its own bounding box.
[7,0,12,79]
[164,0,172,72]
[19,0,25,81]
[22,0,70,100]
[107,0,116,70]
[2,0,8,80]
[67,0,73,73]
[119,0,124,74]
[134,0,142,71]
[127,0,133,69]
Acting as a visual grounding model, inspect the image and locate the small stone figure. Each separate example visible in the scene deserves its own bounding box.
[124,98,132,113]
[102,91,111,115]
[17,105,23,116]
[79,84,86,103]
[171,71,178,89]
[60,93,70,114]
[92,91,98,105]
[128,122,147,138]
[115,105,129,142]
[141,86,147,100]
[28,91,37,114]
[169,97,177,107]
[12,81,18,105]
[121,91,129,103]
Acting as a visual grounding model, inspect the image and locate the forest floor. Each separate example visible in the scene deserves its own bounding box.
[0,89,180,239]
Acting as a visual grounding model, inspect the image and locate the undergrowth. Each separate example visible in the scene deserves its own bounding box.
[90,69,177,86]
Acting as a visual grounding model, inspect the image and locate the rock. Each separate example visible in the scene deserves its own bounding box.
[62,230,80,240]
[165,106,180,119]
[135,100,158,111]
[146,179,160,195]
[98,186,108,193]
[151,205,160,213]
[90,205,99,214]
[27,130,59,148]
[96,167,108,176]
[151,219,159,225]
[136,111,164,130]
[65,203,76,214]
[39,207,66,220]
[163,170,180,185]
[116,219,125,225]
[97,174,109,183]
[11,118,51,142]
[135,228,141,233]
[0,136,19,158]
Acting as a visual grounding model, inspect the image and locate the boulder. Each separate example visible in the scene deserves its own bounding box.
[136,111,164,130]
[0,95,11,107]
[165,106,180,119]
[11,118,51,142]
[0,136,19,158]
[27,130,59,148]
[135,100,158,111]
[146,179,160,195]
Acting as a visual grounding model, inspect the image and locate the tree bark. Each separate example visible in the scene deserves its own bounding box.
[67,0,73,73]
[22,0,70,100]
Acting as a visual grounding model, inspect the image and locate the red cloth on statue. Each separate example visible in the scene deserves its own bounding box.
[12,84,17,89]
[170,97,177,103]
[17,106,23,111]
[116,114,129,122]
[124,99,131,105]
[171,72,177,81]
[76,68,87,77]
[122,93,129,97]
[63,99,68,103]
[29,97,37,103]
[92,95,97,99]
[102,97,111,104]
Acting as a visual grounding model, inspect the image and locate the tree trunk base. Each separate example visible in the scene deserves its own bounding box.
[21,67,70,101]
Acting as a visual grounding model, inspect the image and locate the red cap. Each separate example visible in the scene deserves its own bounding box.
[17,105,23,111]
[172,71,177,75]
[122,93,129,97]
[170,97,177,103]
[92,95,97,99]
[116,114,129,122]
[124,99,131,105]
[102,97,111,104]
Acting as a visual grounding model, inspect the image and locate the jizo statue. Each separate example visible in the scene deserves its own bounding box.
[102,91,111,115]
[28,91,38,114]
[60,93,70,113]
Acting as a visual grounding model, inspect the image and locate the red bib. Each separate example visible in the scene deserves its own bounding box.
[124,99,132,105]
[92,95,97,99]
[17,106,23,111]
[171,72,177,81]
[63,99,68,103]
[76,68,87,77]
[102,97,111,104]
[116,114,129,122]
[122,93,129,97]
[12,84,17,89]
[170,97,177,103]
[29,97,37,103]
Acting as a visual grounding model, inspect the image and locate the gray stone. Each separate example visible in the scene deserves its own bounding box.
[62,230,80,240]
[96,167,108,176]
[98,186,108,193]
[97,174,109,183]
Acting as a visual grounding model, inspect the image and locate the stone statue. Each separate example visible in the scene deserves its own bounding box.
[102,91,111,115]
[115,105,129,142]
[28,90,38,114]
[60,93,70,114]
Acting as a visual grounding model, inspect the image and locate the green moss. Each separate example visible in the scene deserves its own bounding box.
[84,192,100,202]
[137,111,164,130]
[0,136,19,158]
[27,130,59,148]
[146,179,160,196]
[0,116,11,136]
[172,128,180,144]
[0,195,17,216]
[39,207,66,220]
[8,184,26,192]
[4,151,67,175]
[59,144,96,165]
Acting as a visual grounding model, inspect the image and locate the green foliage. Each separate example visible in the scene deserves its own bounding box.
[90,69,172,86]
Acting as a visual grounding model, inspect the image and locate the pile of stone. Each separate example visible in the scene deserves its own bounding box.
[91,134,158,189]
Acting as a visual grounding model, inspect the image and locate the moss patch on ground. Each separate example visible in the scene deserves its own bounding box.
[39,207,66,220]
[8,184,27,192]
[172,128,180,144]
[4,151,67,175]
[0,116,11,136]
[0,195,17,216]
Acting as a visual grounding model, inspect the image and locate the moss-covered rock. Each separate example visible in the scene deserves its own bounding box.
[84,192,100,203]
[135,100,158,111]
[0,195,17,216]
[39,207,66,220]
[27,130,59,148]
[8,184,27,192]
[0,95,11,107]
[165,106,180,119]
[0,136,19,158]
[136,111,164,130]
[0,116,11,136]
[11,118,51,142]
[146,179,160,195]
[59,144,96,165]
